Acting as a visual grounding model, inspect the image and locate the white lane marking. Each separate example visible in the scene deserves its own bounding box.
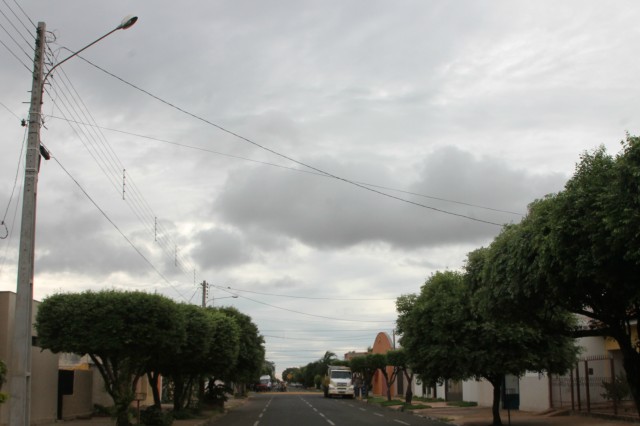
[253,422,259,426]
[374,412,383,417]
[394,420,410,425]
[327,420,335,425]
[359,408,366,412]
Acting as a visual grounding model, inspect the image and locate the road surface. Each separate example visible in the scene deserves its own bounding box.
[216,393,450,426]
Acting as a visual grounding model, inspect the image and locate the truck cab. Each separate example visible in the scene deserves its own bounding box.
[323,366,354,398]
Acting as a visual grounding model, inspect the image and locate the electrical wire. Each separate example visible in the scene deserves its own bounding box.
[0,5,34,48]
[263,334,377,341]
[0,100,22,120]
[50,154,189,302]
[212,284,396,301]
[72,52,506,227]
[44,65,199,288]
[4,0,35,30]
[46,86,198,287]
[1,124,27,238]
[217,287,395,324]
[46,116,524,217]
[0,36,31,71]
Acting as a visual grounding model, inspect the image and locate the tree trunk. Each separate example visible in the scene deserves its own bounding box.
[489,375,504,426]
[172,376,185,412]
[617,334,640,417]
[147,371,162,409]
[403,370,414,404]
[114,394,132,426]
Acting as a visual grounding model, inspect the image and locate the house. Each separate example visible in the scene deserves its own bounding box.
[0,291,58,425]
[0,291,158,425]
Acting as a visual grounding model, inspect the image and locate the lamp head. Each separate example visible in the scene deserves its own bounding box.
[118,15,138,30]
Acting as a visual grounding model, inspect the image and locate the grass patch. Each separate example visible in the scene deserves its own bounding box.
[380,400,404,407]
[404,404,432,410]
[446,400,478,407]
[366,397,388,404]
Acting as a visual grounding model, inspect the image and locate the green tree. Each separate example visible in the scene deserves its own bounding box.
[206,308,242,377]
[396,272,473,387]
[217,307,265,396]
[470,248,579,425]
[35,291,184,426]
[397,269,577,426]
[154,303,212,412]
[282,367,301,384]
[349,354,376,398]
[497,136,640,414]
[387,348,414,404]
[368,353,400,402]
[320,351,338,370]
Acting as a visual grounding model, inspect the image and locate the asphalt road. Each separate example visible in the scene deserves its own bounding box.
[216,393,450,426]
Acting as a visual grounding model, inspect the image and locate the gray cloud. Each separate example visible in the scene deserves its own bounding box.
[213,146,566,250]
[2,0,640,377]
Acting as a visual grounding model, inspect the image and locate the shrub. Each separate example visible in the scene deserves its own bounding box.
[140,406,173,426]
[601,373,630,403]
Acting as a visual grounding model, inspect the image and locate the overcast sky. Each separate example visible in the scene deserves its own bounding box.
[1,1,639,379]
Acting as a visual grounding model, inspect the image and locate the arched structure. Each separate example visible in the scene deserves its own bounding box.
[371,332,397,398]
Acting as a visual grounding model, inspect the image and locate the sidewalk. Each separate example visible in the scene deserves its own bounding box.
[407,401,640,426]
[40,398,248,426]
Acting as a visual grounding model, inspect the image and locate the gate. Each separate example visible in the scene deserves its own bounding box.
[550,355,638,418]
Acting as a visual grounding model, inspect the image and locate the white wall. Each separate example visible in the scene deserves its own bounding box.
[519,372,550,412]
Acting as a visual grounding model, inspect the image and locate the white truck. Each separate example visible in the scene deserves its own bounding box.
[323,365,354,398]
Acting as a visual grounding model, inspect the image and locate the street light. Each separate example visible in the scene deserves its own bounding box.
[44,15,138,85]
[9,16,138,426]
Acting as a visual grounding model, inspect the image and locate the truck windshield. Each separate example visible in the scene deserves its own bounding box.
[331,371,351,379]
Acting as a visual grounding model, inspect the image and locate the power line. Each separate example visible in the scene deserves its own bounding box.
[0,5,34,47]
[217,287,396,324]
[43,63,199,286]
[0,35,30,71]
[51,154,189,302]
[3,0,35,30]
[46,84,198,287]
[72,52,505,227]
[264,334,376,341]
[212,284,396,301]
[0,100,22,120]
[261,329,384,332]
[47,116,524,217]
[1,124,27,236]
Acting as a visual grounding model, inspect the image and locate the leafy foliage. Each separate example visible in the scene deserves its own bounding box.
[140,406,173,426]
[489,136,640,413]
[35,290,262,425]
[36,291,185,426]
[217,307,265,393]
[397,262,578,426]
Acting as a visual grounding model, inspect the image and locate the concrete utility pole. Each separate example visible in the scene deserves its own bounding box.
[9,17,137,425]
[9,21,46,426]
[201,280,208,308]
